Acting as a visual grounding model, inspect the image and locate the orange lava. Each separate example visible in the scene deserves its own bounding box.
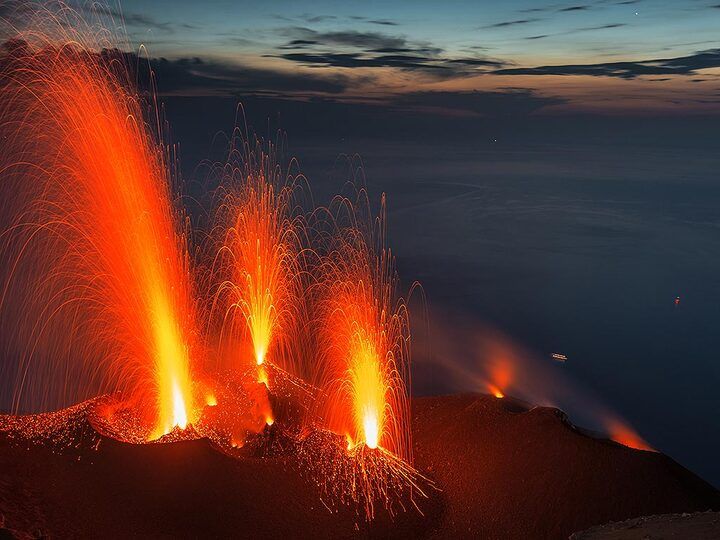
[605,418,654,451]
[208,142,307,397]
[485,342,515,398]
[489,385,505,399]
[0,21,200,438]
[314,194,411,460]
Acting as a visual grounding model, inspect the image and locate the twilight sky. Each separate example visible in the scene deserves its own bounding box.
[71,0,720,115]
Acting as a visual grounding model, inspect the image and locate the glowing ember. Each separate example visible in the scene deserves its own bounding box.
[297,429,431,521]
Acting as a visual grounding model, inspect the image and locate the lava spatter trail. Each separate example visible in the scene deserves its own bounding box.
[0,4,202,439]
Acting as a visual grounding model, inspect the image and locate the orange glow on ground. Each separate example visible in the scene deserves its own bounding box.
[605,418,654,451]
[489,385,505,399]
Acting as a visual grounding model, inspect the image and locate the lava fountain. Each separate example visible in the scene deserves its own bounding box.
[315,192,411,459]
[298,190,426,519]
[0,9,200,438]
[203,136,310,437]
[209,139,308,376]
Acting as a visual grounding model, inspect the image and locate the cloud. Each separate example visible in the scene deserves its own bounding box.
[275,51,439,70]
[280,27,407,50]
[300,14,337,23]
[45,48,348,96]
[524,23,626,39]
[348,15,397,25]
[494,48,720,79]
[84,4,198,33]
[581,23,626,30]
[140,54,350,95]
[519,7,552,13]
[275,27,505,78]
[481,18,542,29]
[446,58,507,67]
[274,50,506,79]
[558,5,591,12]
[391,89,565,116]
[272,13,337,24]
[519,3,605,14]
[368,46,443,55]
[367,20,398,26]
[279,39,319,49]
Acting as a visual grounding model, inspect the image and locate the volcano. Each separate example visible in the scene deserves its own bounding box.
[0,393,717,539]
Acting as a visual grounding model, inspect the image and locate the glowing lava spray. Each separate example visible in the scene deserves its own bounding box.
[315,192,412,459]
[0,7,200,438]
[205,137,309,430]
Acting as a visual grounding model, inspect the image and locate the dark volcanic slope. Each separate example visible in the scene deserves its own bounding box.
[412,394,719,538]
[1,393,717,539]
[571,511,720,539]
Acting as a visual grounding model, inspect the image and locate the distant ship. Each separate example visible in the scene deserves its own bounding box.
[551,353,568,362]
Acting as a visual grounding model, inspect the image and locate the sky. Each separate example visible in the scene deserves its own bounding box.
[5,0,716,116]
